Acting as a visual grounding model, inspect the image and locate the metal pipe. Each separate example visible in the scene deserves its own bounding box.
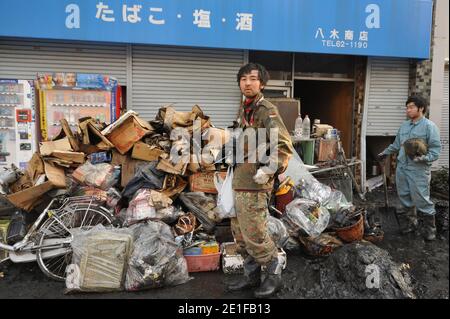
[309,160,362,175]
[0,241,14,252]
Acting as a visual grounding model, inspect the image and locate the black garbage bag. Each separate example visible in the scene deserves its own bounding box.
[122,162,165,199]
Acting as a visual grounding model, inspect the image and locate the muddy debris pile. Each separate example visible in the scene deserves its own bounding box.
[431,167,449,200]
[281,241,416,299]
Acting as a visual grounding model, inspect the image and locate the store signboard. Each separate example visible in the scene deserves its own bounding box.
[0,0,433,59]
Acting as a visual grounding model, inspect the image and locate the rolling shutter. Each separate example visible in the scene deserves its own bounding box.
[365,57,410,136]
[131,45,244,128]
[438,68,449,167]
[0,38,127,84]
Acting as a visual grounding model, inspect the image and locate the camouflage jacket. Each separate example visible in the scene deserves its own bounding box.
[232,94,294,191]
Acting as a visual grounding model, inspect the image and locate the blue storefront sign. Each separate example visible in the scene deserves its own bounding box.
[0,0,433,59]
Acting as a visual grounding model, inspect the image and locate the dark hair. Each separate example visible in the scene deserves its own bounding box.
[406,95,427,114]
[236,63,270,86]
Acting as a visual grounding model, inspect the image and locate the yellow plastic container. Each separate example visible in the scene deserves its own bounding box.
[200,242,219,255]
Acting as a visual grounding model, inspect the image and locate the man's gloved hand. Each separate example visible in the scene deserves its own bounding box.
[377,152,388,162]
[413,155,427,162]
[253,166,274,185]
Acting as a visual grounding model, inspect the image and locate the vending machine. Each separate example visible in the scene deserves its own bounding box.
[36,73,120,141]
[0,79,37,170]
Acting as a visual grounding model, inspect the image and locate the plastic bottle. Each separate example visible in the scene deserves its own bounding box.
[302,115,311,139]
[294,113,303,137]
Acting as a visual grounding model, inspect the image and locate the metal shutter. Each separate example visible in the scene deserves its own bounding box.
[131,45,244,128]
[0,38,127,84]
[438,68,449,168]
[365,57,410,136]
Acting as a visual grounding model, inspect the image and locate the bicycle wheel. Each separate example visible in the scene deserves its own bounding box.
[36,205,113,281]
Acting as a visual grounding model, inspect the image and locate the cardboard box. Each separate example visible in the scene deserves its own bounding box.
[189,171,227,194]
[26,152,46,184]
[6,181,53,212]
[131,142,164,162]
[161,175,188,199]
[51,151,85,164]
[102,111,153,155]
[111,151,144,188]
[60,119,80,151]
[39,137,72,156]
[78,119,114,150]
[44,162,67,188]
[313,124,334,138]
[157,158,188,175]
[203,127,231,146]
[6,153,66,211]
[121,158,147,188]
[111,149,127,166]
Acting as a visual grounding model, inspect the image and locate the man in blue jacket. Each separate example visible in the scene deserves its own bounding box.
[378,96,441,241]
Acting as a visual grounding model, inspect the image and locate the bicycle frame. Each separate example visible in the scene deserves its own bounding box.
[0,195,111,263]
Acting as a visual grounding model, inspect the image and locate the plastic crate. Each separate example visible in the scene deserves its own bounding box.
[184,252,221,272]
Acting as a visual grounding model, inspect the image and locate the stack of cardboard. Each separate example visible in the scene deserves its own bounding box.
[6,153,65,211]
[1,104,232,213]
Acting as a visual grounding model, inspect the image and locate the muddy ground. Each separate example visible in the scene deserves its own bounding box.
[0,188,448,299]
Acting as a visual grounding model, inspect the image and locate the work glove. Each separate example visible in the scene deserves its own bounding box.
[253,166,275,185]
[413,155,427,162]
[376,152,388,162]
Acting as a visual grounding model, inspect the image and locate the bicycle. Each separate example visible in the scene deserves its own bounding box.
[0,195,114,281]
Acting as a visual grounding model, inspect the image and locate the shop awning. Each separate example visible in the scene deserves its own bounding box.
[0,0,433,59]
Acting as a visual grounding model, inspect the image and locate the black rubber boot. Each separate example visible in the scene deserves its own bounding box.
[254,256,284,299]
[400,207,418,235]
[254,274,282,299]
[226,256,261,291]
[422,213,437,241]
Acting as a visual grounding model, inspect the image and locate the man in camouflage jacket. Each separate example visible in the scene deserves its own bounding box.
[227,63,294,298]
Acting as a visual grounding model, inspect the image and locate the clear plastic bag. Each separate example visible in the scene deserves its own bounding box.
[179,192,220,232]
[65,225,133,293]
[298,179,352,214]
[72,161,118,190]
[125,189,156,226]
[106,187,122,209]
[268,216,289,248]
[125,221,191,291]
[155,206,185,224]
[283,152,353,214]
[282,151,317,186]
[297,179,332,205]
[325,189,353,213]
[283,198,330,238]
[214,166,236,219]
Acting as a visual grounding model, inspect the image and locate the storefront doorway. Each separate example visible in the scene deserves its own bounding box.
[294,79,354,156]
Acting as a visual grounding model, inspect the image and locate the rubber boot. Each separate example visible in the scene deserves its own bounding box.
[421,213,437,241]
[227,255,261,291]
[254,255,284,299]
[400,207,418,235]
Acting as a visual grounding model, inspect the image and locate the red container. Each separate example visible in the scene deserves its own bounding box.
[275,189,294,214]
[184,252,221,272]
[335,214,364,243]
